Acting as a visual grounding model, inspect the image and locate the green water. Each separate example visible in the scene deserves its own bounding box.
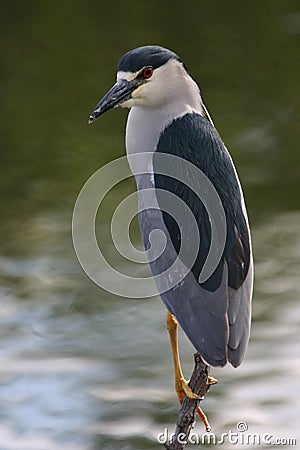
[0,1,299,449]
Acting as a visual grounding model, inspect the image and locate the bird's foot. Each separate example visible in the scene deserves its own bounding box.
[197,406,211,432]
[208,375,218,386]
[177,377,202,400]
[176,378,211,432]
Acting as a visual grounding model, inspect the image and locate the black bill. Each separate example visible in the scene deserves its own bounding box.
[88,79,138,124]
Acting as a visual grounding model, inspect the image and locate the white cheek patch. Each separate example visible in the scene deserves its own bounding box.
[131,85,144,98]
[120,98,135,108]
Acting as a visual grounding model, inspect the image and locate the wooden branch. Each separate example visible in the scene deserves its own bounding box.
[164,353,211,450]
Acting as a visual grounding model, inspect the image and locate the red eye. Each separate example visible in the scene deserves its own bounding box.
[142,67,153,79]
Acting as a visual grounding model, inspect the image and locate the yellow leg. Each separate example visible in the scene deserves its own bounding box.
[165,310,212,431]
[166,310,198,399]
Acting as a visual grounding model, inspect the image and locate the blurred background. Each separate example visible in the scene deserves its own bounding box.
[0,1,300,449]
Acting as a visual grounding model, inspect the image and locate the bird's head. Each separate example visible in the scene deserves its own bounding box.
[89,45,201,123]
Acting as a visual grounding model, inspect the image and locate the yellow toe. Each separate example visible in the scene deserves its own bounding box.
[180,378,202,400]
[207,375,218,385]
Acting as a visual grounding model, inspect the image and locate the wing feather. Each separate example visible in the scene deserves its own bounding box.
[147,113,253,367]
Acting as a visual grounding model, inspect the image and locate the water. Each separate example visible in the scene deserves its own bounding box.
[1,1,299,449]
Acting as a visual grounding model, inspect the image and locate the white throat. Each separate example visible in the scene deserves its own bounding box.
[120,59,204,180]
[125,60,204,156]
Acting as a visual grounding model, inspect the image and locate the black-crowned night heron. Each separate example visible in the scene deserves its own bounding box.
[89,45,253,430]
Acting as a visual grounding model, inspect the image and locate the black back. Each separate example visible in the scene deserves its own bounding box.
[153,113,251,293]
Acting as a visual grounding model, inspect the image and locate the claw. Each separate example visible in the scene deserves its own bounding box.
[176,378,211,432]
[166,312,213,432]
[197,406,211,432]
[207,375,218,386]
[181,378,202,400]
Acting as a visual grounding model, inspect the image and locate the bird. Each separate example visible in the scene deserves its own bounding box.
[88,45,253,430]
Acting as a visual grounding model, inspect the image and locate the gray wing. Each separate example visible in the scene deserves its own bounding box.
[228,252,253,367]
[145,113,253,367]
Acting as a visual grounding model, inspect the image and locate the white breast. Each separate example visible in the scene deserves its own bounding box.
[125,103,202,180]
